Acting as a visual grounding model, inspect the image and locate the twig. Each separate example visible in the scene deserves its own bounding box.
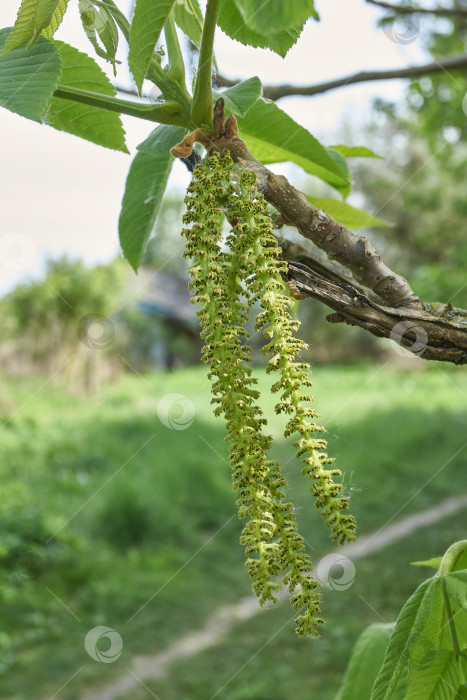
[172,99,422,308]
[287,262,467,365]
[279,238,375,298]
[216,54,467,100]
[366,0,467,17]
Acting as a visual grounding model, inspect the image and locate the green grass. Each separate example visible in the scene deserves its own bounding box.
[0,362,465,699]
[122,513,466,700]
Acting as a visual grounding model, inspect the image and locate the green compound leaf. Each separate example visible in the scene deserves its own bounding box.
[42,0,69,39]
[236,99,350,193]
[44,41,127,151]
[173,0,203,47]
[405,650,464,700]
[213,76,262,118]
[308,197,391,229]
[0,28,62,122]
[129,0,176,94]
[371,578,438,700]
[335,624,395,700]
[119,125,187,270]
[2,0,62,51]
[331,144,383,159]
[218,0,304,58]
[233,0,318,35]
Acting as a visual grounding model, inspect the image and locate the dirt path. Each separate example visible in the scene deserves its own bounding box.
[78,495,467,700]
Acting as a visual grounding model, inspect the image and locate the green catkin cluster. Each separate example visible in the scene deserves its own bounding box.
[182,152,355,636]
[232,173,357,546]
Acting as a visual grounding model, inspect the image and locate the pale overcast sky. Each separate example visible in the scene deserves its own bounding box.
[0,0,427,293]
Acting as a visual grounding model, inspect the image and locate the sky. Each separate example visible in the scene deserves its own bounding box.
[0,0,428,294]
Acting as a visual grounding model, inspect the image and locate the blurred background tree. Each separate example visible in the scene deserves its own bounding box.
[0,257,128,389]
[356,1,467,309]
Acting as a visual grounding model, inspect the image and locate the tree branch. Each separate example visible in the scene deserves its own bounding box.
[279,238,380,299]
[366,0,467,17]
[286,261,467,365]
[170,100,467,364]
[172,100,422,309]
[216,54,467,100]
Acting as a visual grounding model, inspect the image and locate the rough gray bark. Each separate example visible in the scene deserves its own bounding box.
[279,238,373,296]
[288,262,467,365]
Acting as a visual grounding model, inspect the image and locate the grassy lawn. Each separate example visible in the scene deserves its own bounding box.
[0,361,465,699]
[119,512,466,700]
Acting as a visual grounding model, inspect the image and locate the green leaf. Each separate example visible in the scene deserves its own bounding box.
[326,147,352,196]
[2,0,61,51]
[44,41,127,151]
[444,571,467,615]
[335,624,394,700]
[136,124,188,156]
[173,0,203,47]
[41,0,70,39]
[408,580,450,665]
[236,99,350,193]
[129,0,176,94]
[213,77,262,118]
[93,0,130,42]
[218,0,304,58]
[405,650,464,700]
[120,125,187,269]
[233,0,318,35]
[411,558,443,569]
[371,578,437,700]
[79,0,120,73]
[308,198,391,229]
[455,684,467,700]
[0,28,62,121]
[331,144,383,159]
[450,550,467,574]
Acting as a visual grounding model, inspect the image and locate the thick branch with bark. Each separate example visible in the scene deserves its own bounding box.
[281,243,467,365]
[216,54,467,100]
[170,99,467,364]
[191,103,422,309]
[287,262,467,365]
[279,238,380,299]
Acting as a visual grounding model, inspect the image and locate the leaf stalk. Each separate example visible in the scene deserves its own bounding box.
[191,0,220,127]
[53,85,189,127]
[164,11,186,89]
